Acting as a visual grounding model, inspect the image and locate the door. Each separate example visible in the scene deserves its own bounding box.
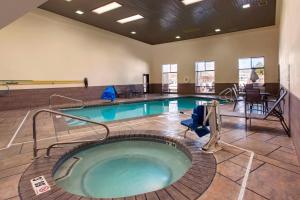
[143,74,150,94]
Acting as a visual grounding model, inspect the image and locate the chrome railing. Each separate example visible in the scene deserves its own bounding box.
[49,94,85,109]
[32,109,110,158]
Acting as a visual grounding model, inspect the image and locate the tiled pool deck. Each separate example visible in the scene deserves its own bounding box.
[0,95,300,200]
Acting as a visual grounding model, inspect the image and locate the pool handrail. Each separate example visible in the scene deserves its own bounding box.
[32,109,110,159]
[49,94,85,110]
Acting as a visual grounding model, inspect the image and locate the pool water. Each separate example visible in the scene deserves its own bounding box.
[62,97,223,126]
[54,140,192,198]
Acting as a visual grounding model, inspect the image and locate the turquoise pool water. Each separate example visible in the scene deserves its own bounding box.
[62,97,222,126]
[54,140,192,198]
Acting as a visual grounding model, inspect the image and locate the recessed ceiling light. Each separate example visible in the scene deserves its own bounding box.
[117,14,144,24]
[176,36,181,39]
[242,3,251,9]
[75,10,84,15]
[131,31,137,35]
[65,0,72,2]
[182,0,204,6]
[215,28,221,32]
[92,2,122,15]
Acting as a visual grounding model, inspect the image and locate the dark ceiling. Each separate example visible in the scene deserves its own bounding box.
[40,0,276,45]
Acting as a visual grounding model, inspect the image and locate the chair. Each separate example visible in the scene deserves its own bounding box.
[180,105,210,138]
[220,89,290,136]
[114,86,126,98]
[132,85,144,97]
[245,84,254,90]
[232,86,244,111]
[266,87,285,113]
[245,89,264,113]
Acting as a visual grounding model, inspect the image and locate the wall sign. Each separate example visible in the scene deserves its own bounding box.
[30,176,51,195]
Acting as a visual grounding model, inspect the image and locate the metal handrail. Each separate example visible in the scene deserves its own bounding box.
[32,109,110,158]
[49,94,85,109]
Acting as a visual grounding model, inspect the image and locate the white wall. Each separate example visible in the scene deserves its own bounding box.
[0,9,152,89]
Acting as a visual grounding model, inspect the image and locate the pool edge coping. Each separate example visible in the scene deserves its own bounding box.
[18,130,217,200]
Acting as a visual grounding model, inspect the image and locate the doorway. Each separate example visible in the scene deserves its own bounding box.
[143,74,150,94]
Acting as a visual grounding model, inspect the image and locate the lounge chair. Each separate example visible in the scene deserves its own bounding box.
[114,86,126,98]
[180,105,210,138]
[232,86,244,111]
[220,89,290,136]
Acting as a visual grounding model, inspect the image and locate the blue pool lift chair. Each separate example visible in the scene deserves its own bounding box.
[101,86,117,102]
[180,105,210,138]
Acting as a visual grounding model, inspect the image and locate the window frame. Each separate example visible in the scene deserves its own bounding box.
[162,64,178,93]
[238,56,265,86]
[195,60,216,94]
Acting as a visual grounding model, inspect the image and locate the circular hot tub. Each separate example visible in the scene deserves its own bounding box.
[53,138,192,198]
[19,131,217,200]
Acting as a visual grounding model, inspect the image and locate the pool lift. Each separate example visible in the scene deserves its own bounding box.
[181,100,222,153]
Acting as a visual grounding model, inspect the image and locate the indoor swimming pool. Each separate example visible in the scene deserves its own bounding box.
[62,97,226,126]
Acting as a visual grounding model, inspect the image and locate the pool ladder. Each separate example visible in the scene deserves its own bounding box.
[33,109,110,159]
[49,94,85,110]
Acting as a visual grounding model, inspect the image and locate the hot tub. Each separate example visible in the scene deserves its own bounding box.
[53,137,192,198]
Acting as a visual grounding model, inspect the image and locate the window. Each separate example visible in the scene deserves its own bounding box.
[162,64,178,93]
[195,61,215,93]
[238,57,265,87]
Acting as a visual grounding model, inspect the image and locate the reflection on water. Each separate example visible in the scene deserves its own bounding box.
[63,97,214,126]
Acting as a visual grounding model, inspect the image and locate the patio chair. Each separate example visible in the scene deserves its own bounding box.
[245,89,265,113]
[266,87,285,113]
[245,84,254,90]
[233,84,239,93]
[220,89,290,136]
[180,105,210,138]
[232,86,244,111]
[132,85,144,97]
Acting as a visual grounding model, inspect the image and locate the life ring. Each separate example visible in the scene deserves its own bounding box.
[183,76,190,83]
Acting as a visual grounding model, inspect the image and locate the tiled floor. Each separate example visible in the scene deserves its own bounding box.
[0,98,300,200]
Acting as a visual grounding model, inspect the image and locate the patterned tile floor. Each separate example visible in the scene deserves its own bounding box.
[0,98,299,200]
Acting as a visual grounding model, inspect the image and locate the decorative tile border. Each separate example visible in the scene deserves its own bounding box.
[19,130,216,200]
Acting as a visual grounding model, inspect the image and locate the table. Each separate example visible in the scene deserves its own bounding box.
[239,91,272,113]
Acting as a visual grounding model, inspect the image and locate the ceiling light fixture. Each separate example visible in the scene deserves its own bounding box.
[65,0,72,2]
[175,36,181,39]
[215,28,221,32]
[242,3,251,9]
[131,31,137,35]
[92,2,122,15]
[75,10,84,15]
[117,14,144,24]
[182,0,204,6]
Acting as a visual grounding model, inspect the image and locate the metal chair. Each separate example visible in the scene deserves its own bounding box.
[232,86,244,111]
[245,89,264,114]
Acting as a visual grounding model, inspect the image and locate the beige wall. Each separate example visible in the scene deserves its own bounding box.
[150,27,279,84]
[278,0,300,156]
[279,0,300,96]
[0,8,280,90]
[0,9,152,89]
